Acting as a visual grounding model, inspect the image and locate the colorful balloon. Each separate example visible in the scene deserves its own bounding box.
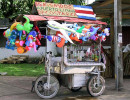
[23,16,33,33]
[56,31,65,48]
[69,33,80,41]
[4,29,11,38]
[76,25,85,34]
[17,47,27,54]
[16,16,33,33]
[10,22,20,32]
[15,39,21,47]
[16,24,24,31]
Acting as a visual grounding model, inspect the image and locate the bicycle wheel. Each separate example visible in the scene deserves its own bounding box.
[87,75,105,97]
[34,75,59,99]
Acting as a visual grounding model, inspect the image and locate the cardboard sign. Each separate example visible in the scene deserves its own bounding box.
[35,2,77,17]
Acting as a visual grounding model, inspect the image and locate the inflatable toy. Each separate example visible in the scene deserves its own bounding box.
[76,25,85,34]
[4,29,11,38]
[10,22,20,32]
[47,20,79,43]
[16,16,33,33]
[56,31,65,48]
[25,31,39,52]
[34,26,42,40]
[84,24,92,29]
[23,16,33,33]
[98,28,110,41]
[15,39,25,47]
[86,26,99,38]
[69,33,80,41]
[17,47,27,54]
[15,39,21,47]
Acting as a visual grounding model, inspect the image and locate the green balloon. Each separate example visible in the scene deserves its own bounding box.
[76,26,85,33]
[23,16,33,33]
[16,24,24,31]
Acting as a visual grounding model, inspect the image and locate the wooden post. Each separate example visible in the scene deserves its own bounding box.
[114,0,123,90]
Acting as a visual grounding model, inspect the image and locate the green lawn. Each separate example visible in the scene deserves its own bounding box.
[0,64,45,76]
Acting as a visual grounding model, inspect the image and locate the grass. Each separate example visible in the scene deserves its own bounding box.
[0,64,45,76]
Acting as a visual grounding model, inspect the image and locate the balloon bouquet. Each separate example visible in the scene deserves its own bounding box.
[3,16,110,54]
[46,20,110,47]
[3,16,42,54]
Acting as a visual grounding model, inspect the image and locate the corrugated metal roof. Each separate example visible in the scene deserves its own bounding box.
[24,15,107,25]
[44,16,71,20]
[24,15,47,21]
[88,0,130,19]
[43,16,107,25]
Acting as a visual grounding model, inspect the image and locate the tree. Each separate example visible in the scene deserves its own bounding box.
[60,0,86,5]
[0,0,86,22]
[0,0,33,21]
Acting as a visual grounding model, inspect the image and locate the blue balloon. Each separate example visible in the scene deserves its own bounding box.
[47,36,53,41]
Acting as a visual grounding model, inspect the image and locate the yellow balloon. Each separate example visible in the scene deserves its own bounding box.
[5,29,11,38]
[10,22,21,32]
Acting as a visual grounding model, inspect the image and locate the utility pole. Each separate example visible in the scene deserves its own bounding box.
[114,0,123,90]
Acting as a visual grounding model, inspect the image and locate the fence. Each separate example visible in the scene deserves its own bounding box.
[102,49,130,78]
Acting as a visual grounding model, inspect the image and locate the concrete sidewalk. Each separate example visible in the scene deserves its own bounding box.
[0,76,130,100]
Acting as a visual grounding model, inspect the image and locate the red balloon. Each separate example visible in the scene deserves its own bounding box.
[56,31,65,48]
[15,39,21,47]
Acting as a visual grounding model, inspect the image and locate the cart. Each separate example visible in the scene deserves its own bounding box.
[34,36,106,98]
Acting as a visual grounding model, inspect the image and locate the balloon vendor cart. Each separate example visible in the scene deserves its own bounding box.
[3,2,110,99]
[34,20,109,98]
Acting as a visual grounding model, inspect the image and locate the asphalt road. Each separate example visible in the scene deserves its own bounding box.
[0,76,130,100]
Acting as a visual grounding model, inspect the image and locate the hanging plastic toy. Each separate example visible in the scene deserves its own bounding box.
[16,16,33,33]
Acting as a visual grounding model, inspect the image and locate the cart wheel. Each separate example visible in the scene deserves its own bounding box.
[87,75,105,97]
[34,75,59,99]
[70,87,82,92]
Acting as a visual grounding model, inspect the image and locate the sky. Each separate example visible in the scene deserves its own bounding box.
[86,0,95,4]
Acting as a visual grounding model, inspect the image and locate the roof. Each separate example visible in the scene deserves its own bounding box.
[25,15,107,25]
[89,0,130,19]
[28,2,107,25]
[24,15,47,21]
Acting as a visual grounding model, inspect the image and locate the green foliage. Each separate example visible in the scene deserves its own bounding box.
[0,64,45,76]
[0,0,33,21]
[60,0,86,5]
[0,0,86,21]
[33,0,60,4]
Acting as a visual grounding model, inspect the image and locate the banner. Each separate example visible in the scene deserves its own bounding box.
[35,2,77,17]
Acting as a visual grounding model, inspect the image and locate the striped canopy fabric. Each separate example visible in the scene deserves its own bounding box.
[73,5,96,20]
